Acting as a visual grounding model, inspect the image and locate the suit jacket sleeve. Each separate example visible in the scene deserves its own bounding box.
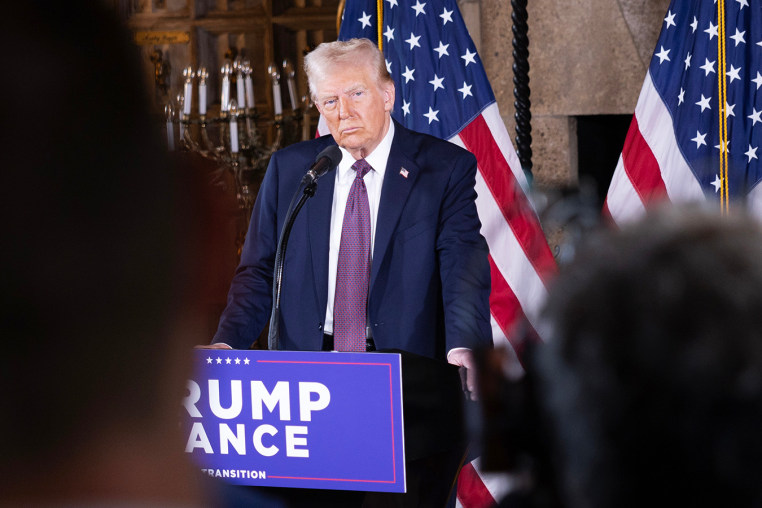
[212,154,281,349]
[437,149,492,353]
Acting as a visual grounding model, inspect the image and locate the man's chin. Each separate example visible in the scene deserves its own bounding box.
[338,139,364,157]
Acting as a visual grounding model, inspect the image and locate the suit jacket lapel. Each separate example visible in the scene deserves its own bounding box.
[371,125,419,289]
[307,141,337,316]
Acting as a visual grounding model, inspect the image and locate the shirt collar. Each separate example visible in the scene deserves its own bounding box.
[337,119,394,178]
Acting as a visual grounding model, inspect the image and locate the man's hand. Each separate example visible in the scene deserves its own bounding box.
[194,343,232,350]
[447,348,478,401]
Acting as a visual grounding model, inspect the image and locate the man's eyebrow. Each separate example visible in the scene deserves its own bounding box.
[317,84,366,101]
[343,84,366,94]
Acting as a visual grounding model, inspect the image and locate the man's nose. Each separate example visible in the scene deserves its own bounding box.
[338,95,351,119]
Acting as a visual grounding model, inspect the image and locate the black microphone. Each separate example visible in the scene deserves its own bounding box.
[302,145,342,185]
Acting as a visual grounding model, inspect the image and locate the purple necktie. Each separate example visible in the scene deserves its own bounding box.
[333,159,372,352]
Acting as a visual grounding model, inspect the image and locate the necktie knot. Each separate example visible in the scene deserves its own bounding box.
[352,159,372,179]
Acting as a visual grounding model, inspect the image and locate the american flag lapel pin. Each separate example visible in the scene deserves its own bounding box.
[399,167,409,178]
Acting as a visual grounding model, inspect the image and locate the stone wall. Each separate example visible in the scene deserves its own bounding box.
[459,0,670,190]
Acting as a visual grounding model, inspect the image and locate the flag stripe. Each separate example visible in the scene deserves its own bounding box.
[633,72,703,203]
[472,168,548,334]
[606,154,648,225]
[456,462,498,508]
[457,114,557,283]
[487,254,539,363]
[480,103,531,192]
[621,116,668,203]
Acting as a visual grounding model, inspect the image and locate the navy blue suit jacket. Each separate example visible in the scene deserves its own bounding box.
[214,121,491,360]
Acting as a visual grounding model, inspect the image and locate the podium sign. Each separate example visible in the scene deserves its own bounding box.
[182,349,406,493]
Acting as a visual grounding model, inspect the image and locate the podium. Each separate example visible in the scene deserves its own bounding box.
[183,349,467,505]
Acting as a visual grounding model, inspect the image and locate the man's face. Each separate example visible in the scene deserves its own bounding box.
[313,62,395,160]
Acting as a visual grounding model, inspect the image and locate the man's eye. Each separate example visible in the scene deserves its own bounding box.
[323,99,337,108]
[353,90,364,97]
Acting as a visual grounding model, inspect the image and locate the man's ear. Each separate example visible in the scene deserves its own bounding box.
[384,83,395,112]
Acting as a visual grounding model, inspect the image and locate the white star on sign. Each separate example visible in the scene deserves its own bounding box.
[206,357,213,364]
[748,108,762,125]
[434,41,449,58]
[696,94,712,112]
[700,58,716,76]
[655,46,670,64]
[402,100,411,116]
[705,21,718,40]
[358,11,372,29]
[664,10,676,29]
[753,71,762,90]
[235,358,241,364]
[406,33,421,50]
[692,130,707,148]
[440,7,453,25]
[746,144,758,162]
[461,48,477,66]
[412,0,426,16]
[711,175,722,192]
[730,28,746,46]
[429,74,445,91]
[424,107,439,124]
[402,66,415,83]
[384,26,395,41]
[226,357,232,364]
[244,358,250,365]
[726,65,741,83]
[216,357,222,364]
[459,81,473,98]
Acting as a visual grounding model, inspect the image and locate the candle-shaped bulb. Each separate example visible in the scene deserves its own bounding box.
[165,102,175,151]
[175,92,184,117]
[197,67,208,116]
[221,62,231,112]
[229,99,239,153]
[268,63,282,116]
[182,66,193,116]
[235,58,245,112]
[282,59,297,111]
[243,60,255,111]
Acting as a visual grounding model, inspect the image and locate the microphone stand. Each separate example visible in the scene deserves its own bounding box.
[267,179,318,350]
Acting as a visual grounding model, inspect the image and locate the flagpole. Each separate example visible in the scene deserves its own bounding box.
[512,0,532,178]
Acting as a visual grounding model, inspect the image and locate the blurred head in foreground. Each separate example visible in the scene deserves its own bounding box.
[0,1,209,504]
[536,206,762,507]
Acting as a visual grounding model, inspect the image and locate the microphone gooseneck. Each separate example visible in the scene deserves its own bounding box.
[269,144,342,350]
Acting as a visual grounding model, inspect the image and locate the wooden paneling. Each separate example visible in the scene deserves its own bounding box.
[119,0,339,133]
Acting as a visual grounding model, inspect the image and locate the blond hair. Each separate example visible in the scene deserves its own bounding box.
[304,38,392,99]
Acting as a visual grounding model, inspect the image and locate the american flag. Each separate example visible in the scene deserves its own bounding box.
[327,0,557,505]
[605,0,762,224]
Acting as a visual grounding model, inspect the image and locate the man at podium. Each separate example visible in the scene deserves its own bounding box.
[205,38,491,397]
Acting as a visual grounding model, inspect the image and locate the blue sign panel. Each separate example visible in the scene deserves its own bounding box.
[182,349,406,492]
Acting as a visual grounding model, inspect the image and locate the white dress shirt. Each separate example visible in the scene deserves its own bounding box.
[323,121,395,335]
